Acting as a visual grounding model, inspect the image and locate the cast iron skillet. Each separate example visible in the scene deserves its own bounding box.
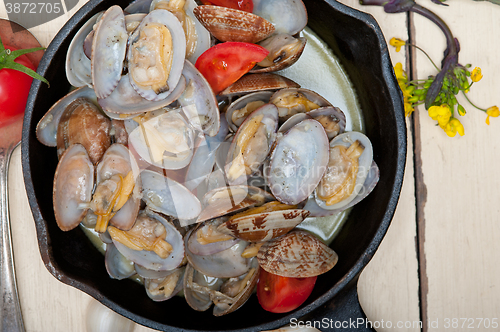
[22,0,406,330]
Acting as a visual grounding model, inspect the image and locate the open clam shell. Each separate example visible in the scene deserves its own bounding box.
[197,185,274,223]
[177,60,220,137]
[53,144,94,231]
[270,88,332,121]
[183,264,224,312]
[112,209,185,271]
[252,0,307,36]
[66,12,102,87]
[257,230,338,278]
[314,131,374,210]
[36,86,97,147]
[96,143,142,231]
[193,5,275,44]
[127,9,186,101]
[105,243,136,280]
[185,228,252,278]
[140,169,202,224]
[304,161,380,217]
[144,266,185,301]
[251,34,307,73]
[91,5,128,99]
[224,103,279,185]
[308,106,346,140]
[225,91,273,132]
[98,74,186,117]
[128,109,195,170]
[267,119,329,205]
[187,218,239,256]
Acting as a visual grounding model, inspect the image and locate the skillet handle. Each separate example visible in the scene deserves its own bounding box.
[299,278,376,332]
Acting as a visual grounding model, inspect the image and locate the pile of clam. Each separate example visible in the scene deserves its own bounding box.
[36,0,379,316]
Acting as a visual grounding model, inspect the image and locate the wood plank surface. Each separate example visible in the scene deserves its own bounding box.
[413,1,500,330]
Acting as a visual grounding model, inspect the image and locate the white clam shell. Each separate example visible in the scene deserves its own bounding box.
[91,5,128,99]
[105,243,136,280]
[113,209,185,271]
[98,74,186,117]
[314,131,374,210]
[66,12,102,87]
[225,91,273,132]
[140,169,202,223]
[177,60,220,137]
[127,9,186,101]
[252,0,307,36]
[268,119,329,205]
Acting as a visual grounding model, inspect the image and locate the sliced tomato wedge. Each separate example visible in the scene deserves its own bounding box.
[200,0,253,12]
[257,269,317,313]
[195,42,268,94]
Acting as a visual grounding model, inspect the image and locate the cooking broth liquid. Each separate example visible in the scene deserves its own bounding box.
[278,27,364,245]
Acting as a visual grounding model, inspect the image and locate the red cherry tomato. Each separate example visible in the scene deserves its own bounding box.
[257,269,317,313]
[195,42,269,94]
[200,0,253,12]
[0,45,36,127]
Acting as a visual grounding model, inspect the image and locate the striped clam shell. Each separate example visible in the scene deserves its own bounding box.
[193,5,274,44]
[217,209,309,242]
[257,230,338,278]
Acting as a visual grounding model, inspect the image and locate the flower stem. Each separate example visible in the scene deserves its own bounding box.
[407,43,440,71]
[461,91,487,112]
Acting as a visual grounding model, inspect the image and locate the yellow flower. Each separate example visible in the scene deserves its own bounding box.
[393,63,414,116]
[443,118,465,137]
[389,37,406,52]
[471,67,483,82]
[428,104,452,127]
[486,106,500,125]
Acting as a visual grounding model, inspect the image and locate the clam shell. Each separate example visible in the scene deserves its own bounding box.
[66,12,102,87]
[304,161,380,217]
[177,60,220,137]
[193,5,274,44]
[217,209,309,242]
[257,230,338,278]
[224,103,279,185]
[144,266,185,301]
[252,0,307,36]
[36,86,97,147]
[105,243,136,280]
[98,74,186,116]
[251,34,307,73]
[187,218,239,256]
[53,144,94,231]
[185,229,252,278]
[183,264,224,312]
[56,97,111,165]
[127,9,186,101]
[219,73,300,97]
[140,169,202,223]
[197,185,274,223]
[268,119,329,205]
[112,209,185,271]
[270,88,332,121]
[277,112,311,134]
[315,131,374,210]
[96,144,142,231]
[91,5,128,99]
[225,91,273,132]
[124,0,153,14]
[308,106,346,140]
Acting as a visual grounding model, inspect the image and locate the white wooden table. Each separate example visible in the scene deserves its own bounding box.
[1,0,500,330]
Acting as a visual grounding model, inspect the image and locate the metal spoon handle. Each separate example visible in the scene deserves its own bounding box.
[0,145,26,332]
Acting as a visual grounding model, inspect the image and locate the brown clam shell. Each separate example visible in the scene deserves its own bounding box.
[257,230,338,278]
[56,97,111,164]
[217,209,309,242]
[219,73,300,97]
[251,35,307,73]
[193,5,274,44]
